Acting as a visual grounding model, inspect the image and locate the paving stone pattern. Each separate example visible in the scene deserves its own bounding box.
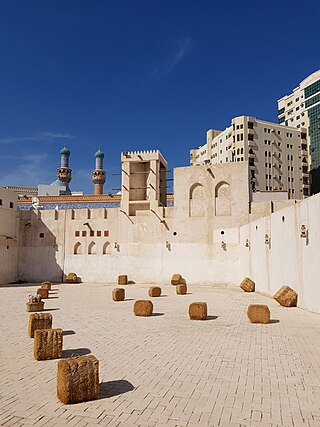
[0,282,320,427]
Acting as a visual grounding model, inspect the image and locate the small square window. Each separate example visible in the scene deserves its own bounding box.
[97,230,102,237]
[0,199,2,206]
[39,233,44,238]
[104,230,109,237]
[9,202,14,208]
[90,230,94,237]
[82,231,87,237]
[75,231,80,237]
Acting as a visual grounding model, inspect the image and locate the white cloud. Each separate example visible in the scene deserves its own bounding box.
[153,36,193,78]
[0,154,53,187]
[40,132,76,139]
[0,131,75,144]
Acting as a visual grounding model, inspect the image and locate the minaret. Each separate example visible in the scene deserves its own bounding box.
[57,145,72,194]
[92,147,106,195]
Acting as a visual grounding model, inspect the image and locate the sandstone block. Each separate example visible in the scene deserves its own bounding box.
[57,355,99,404]
[171,274,182,285]
[273,285,298,307]
[240,277,255,292]
[134,300,153,317]
[148,287,161,297]
[28,313,52,338]
[247,304,270,324]
[26,301,44,312]
[34,328,63,360]
[41,281,52,290]
[118,275,128,285]
[112,288,125,301]
[189,302,207,320]
[66,273,78,283]
[37,288,49,299]
[176,284,187,295]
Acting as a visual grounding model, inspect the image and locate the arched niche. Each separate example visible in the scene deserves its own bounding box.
[88,241,96,255]
[74,242,82,255]
[189,183,205,217]
[103,241,111,255]
[215,181,231,216]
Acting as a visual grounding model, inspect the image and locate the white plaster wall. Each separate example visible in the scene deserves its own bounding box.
[0,188,19,284]
[18,163,250,286]
[0,238,19,284]
[240,193,320,314]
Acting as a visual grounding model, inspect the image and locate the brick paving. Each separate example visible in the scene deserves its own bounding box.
[0,282,320,427]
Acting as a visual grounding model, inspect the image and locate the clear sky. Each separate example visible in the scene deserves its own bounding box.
[0,0,319,194]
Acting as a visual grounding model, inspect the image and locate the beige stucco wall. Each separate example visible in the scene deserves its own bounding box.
[17,162,251,285]
[0,188,19,284]
[240,191,320,314]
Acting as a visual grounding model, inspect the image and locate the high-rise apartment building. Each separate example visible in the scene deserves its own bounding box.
[190,116,309,199]
[277,70,320,193]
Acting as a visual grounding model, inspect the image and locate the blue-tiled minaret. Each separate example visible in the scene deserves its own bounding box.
[92,147,106,194]
[57,145,72,194]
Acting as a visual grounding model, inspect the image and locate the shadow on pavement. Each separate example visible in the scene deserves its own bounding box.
[62,348,91,357]
[63,330,76,336]
[100,379,134,399]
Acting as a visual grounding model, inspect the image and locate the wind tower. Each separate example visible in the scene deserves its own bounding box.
[92,147,106,194]
[56,145,72,195]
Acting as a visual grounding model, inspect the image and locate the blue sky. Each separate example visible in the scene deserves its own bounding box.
[0,0,319,194]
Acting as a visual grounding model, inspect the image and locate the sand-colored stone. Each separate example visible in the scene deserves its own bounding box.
[37,288,49,299]
[189,302,207,320]
[57,355,100,404]
[66,273,78,283]
[41,282,52,290]
[134,300,153,317]
[171,274,182,285]
[118,275,128,285]
[26,301,44,312]
[112,288,125,301]
[176,284,187,295]
[34,328,63,360]
[28,313,52,338]
[148,286,161,297]
[247,304,270,324]
[57,354,100,404]
[274,285,298,307]
[240,277,255,292]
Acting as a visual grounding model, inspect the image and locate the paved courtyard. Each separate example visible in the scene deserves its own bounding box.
[0,282,320,427]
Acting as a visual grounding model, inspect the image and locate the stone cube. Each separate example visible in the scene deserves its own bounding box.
[134,300,153,317]
[240,277,255,292]
[247,304,270,324]
[148,287,161,297]
[176,284,187,295]
[273,285,297,307]
[112,288,125,301]
[189,302,207,320]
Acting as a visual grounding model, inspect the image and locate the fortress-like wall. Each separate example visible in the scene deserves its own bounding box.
[240,192,320,314]
[2,155,318,315]
[0,188,19,284]
[17,162,251,285]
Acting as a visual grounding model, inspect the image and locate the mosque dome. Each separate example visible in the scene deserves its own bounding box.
[60,146,70,156]
[95,148,104,158]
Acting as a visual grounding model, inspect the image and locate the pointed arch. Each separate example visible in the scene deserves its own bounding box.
[103,241,111,255]
[215,181,231,216]
[88,241,96,255]
[74,242,82,255]
[189,183,205,217]
[189,183,204,200]
[215,181,231,197]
